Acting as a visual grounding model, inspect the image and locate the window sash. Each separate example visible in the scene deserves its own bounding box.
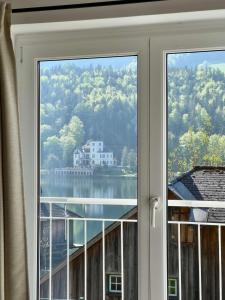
[16,33,150,300]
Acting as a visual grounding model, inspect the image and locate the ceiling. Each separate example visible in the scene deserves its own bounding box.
[9,0,225,25]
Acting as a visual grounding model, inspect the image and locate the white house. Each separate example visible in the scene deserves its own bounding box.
[73,141,114,167]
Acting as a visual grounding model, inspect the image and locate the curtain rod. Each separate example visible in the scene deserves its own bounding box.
[12,0,166,13]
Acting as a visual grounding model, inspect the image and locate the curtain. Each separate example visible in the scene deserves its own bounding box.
[0,2,29,299]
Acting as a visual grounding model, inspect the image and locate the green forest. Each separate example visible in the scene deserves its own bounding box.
[40,61,137,172]
[168,64,225,181]
[40,59,225,182]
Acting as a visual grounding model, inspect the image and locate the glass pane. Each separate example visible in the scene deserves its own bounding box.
[87,221,103,300]
[40,219,50,299]
[124,222,138,299]
[167,50,225,300]
[105,221,121,298]
[39,56,138,299]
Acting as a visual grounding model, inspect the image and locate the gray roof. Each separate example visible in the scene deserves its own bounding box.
[169,166,225,223]
[169,166,225,201]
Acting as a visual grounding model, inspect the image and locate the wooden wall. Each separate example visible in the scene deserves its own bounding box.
[168,224,225,300]
[40,220,138,300]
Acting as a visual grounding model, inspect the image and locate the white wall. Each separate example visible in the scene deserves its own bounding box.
[9,0,225,25]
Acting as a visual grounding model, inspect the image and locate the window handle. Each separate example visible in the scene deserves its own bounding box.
[150,196,160,228]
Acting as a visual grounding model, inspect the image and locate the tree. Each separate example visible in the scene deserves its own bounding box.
[41,124,53,142]
[121,146,129,166]
[178,129,209,170]
[204,134,225,165]
[43,136,62,168]
[127,149,137,172]
[60,116,85,166]
[46,154,60,170]
[195,104,212,133]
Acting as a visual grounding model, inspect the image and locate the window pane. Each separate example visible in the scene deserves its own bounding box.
[111,276,116,283]
[170,287,176,295]
[39,56,138,300]
[40,56,137,200]
[167,50,225,300]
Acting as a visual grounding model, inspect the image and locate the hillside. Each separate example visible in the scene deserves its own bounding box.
[40,60,137,170]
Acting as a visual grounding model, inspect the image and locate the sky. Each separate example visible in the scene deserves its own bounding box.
[168,50,225,68]
[40,51,225,70]
[40,55,137,69]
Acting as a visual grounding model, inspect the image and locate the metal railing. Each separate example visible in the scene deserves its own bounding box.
[168,199,225,300]
[41,196,137,206]
[39,197,137,300]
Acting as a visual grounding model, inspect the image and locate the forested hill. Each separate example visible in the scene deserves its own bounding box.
[40,61,225,180]
[40,62,137,169]
[168,65,225,181]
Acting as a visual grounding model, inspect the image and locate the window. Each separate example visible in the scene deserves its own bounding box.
[168,278,177,297]
[23,20,225,299]
[149,29,225,300]
[38,55,139,299]
[166,49,225,299]
[17,20,225,300]
[109,275,122,293]
[36,52,143,300]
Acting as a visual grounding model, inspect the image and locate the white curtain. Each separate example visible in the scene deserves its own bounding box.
[0,2,29,299]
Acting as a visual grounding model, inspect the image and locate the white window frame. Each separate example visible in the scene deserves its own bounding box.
[15,29,150,300]
[109,274,122,293]
[150,27,225,300]
[14,13,225,300]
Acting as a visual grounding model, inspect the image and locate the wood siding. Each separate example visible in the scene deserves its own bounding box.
[40,220,137,300]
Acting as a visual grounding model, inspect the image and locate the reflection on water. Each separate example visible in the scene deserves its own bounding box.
[41,174,137,199]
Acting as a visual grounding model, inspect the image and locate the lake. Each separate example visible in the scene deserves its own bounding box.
[41,174,137,199]
[40,174,137,221]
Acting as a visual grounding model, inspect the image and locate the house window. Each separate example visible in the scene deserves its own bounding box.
[168,278,177,297]
[109,274,122,293]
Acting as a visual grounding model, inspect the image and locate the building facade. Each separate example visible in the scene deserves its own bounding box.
[73,141,115,167]
[40,208,138,300]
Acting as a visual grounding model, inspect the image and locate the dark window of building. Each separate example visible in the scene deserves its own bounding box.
[109,274,122,293]
[168,278,177,297]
